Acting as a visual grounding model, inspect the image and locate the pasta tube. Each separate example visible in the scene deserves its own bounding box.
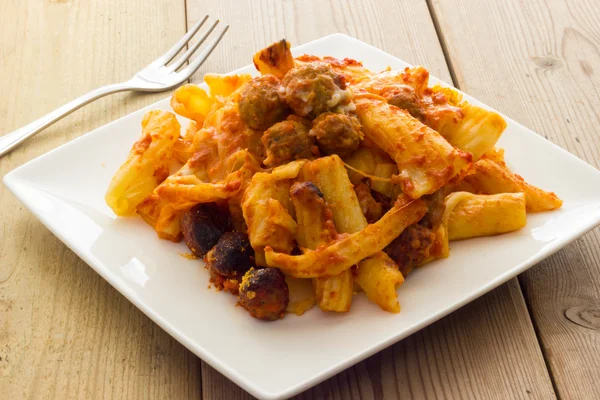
[371,162,399,198]
[173,121,199,164]
[242,161,306,266]
[355,252,404,313]
[301,154,412,311]
[343,147,378,184]
[290,181,352,312]
[253,39,295,79]
[425,85,505,160]
[355,93,472,199]
[204,73,252,98]
[299,156,359,311]
[300,155,367,232]
[265,196,427,278]
[170,74,251,127]
[136,194,183,242]
[463,155,562,212]
[170,84,215,126]
[105,110,180,216]
[359,67,430,97]
[445,192,527,240]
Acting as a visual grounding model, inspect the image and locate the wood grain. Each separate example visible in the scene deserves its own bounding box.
[428,0,600,398]
[0,1,201,399]
[185,0,556,398]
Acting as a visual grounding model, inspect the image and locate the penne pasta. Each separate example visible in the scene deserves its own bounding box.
[204,73,253,99]
[357,68,504,161]
[170,84,215,126]
[156,152,261,210]
[359,67,430,97]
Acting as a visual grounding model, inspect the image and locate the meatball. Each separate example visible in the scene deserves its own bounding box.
[238,75,288,130]
[181,203,232,257]
[385,224,435,277]
[381,85,425,122]
[353,182,383,223]
[206,232,254,279]
[419,189,446,229]
[239,267,289,321]
[282,63,350,119]
[261,118,318,166]
[309,112,362,156]
[371,190,393,213]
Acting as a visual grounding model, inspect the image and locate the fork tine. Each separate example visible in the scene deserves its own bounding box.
[177,25,230,80]
[168,19,220,71]
[160,15,209,65]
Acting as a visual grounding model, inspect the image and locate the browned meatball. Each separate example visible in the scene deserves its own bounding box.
[239,267,289,321]
[238,75,288,130]
[381,85,425,122]
[206,232,254,279]
[181,203,231,257]
[419,189,446,229]
[309,112,362,156]
[206,232,254,294]
[353,182,383,223]
[261,118,318,166]
[385,224,435,277]
[370,190,393,213]
[282,63,350,119]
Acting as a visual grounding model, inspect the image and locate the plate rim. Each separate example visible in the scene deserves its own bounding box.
[5,32,600,400]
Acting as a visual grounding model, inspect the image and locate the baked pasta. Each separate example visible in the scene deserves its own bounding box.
[105,40,562,320]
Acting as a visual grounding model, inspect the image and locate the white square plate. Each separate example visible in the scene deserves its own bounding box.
[5,34,600,399]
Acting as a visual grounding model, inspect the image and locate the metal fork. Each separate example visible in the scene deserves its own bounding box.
[0,15,228,158]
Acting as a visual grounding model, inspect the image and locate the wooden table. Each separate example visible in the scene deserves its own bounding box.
[2,0,599,398]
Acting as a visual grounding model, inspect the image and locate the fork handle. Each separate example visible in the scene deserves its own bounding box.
[0,82,133,158]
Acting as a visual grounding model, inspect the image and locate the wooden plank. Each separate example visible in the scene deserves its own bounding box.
[428,0,600,398]
[0,1,202,399]
[184,1,556,398]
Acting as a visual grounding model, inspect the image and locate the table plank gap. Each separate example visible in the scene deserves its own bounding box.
[424,0,459,86]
